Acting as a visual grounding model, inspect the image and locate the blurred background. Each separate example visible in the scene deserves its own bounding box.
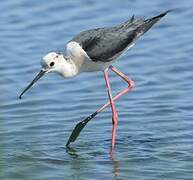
[1,0,193,179]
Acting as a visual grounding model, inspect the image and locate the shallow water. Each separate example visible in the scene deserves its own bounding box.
[1,0,193,179]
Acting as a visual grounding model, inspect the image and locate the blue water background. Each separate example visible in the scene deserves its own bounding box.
[1,0,193,179]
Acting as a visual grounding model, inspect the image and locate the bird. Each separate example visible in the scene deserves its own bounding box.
[19,10,170,153]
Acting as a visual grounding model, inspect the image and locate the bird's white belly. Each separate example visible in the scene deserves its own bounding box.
[77,43,134,73]
[80,59,115,72]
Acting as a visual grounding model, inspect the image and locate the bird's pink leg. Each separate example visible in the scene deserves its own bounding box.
[98,66,135,113]
[110,65,135,87]
[66,66,135,150]
[104,68,118,151]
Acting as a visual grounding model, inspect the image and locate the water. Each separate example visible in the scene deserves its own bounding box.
[1,0,193,179]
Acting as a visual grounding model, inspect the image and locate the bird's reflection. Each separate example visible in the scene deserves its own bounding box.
[110,152,120,180]
[66,145,120,180]
[66,146,79,158]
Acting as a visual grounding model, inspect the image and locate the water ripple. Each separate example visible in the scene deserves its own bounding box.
[1,0,193,179]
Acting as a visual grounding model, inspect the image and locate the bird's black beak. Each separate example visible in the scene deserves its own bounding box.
[19,69,47,99]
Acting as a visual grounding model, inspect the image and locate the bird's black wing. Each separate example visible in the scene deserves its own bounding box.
[72,11,169,62]
[72,27,137,62]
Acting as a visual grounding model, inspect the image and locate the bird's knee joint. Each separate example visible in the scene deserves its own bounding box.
[128,80,135,89]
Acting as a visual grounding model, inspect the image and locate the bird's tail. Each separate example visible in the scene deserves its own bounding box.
[138,10,172,35]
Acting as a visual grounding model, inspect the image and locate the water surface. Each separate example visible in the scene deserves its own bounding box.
[1,0,193,179]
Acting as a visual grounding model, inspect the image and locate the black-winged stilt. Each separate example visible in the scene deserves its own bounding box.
[19,10,170,153]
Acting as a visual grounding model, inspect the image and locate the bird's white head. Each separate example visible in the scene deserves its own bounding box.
[19,51,78,99]
[41,52,64,74]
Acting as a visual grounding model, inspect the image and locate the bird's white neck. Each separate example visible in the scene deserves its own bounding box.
[50,42,88,78]
[61,41,90,76]
[57,58,79,78]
